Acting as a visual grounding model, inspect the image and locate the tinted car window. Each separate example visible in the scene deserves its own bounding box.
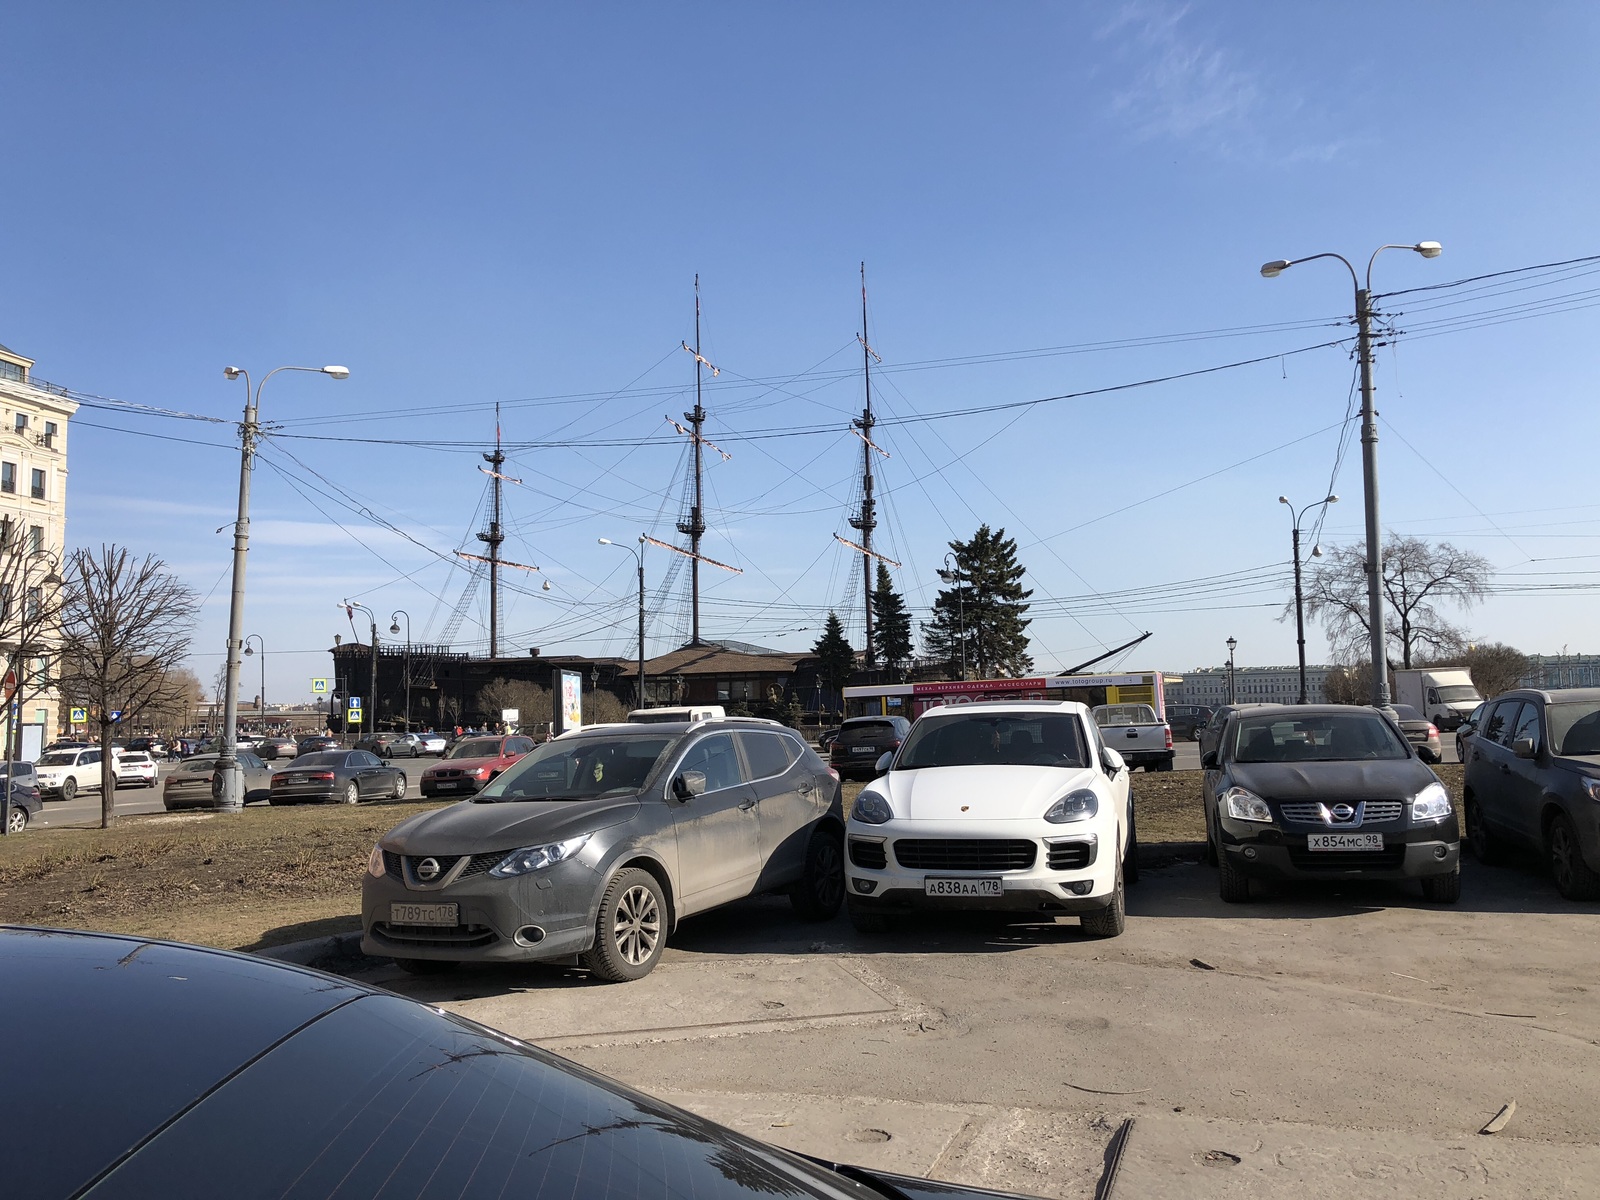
[1549,701,1600,755]
[1490,702,1525,747]
[450,737,504,759]
[837,720,894,747]
[1509,703,1542,750]
[738,731,795,780]
[678,732,747,792]
[481,734,677,800]
[1232,713,1407,762]
[506,737,535,754]
[898,713,1089,769]
[1479,701,1514,746]
[293,752,348,768]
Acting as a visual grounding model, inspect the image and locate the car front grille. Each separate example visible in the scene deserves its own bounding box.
[372,922,498,948]
[1286,845,1408,871]
[1278,801,1405,826]
[848,839,887,870]
[384,851,507,884]
[1046,841,1095,870]
[893,839,1037,871]
[460,851,508,878]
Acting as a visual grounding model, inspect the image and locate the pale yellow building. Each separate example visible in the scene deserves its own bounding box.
[0,342,77,757]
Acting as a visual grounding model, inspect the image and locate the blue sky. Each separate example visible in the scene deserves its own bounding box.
[4,2,1600,703]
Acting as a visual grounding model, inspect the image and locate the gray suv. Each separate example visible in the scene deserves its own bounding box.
[362,717,845,981]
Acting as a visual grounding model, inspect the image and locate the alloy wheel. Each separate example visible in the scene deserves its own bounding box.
[1551,823,1577,892]
[6,806,25,834]
[613,884,662,966]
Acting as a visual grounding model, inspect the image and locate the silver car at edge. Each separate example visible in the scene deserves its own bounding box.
[361,717,845,982]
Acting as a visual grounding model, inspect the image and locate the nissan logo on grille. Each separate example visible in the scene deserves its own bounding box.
[1329,803,1356,822]
[415,857,442,881]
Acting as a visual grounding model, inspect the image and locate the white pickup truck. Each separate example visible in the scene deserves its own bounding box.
[1091,703,1174,773]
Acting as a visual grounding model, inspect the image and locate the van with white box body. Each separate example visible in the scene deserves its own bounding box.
[1392,668,1481,731]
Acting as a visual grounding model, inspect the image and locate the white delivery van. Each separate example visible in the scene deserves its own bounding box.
[1392,668,1482,731]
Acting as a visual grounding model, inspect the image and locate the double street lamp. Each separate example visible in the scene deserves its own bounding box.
[598,538,646,709]
[1260,242,1441,709]
[215,364,348,811]
[1279,494,1338,704]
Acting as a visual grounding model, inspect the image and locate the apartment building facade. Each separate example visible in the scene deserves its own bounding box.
[0,342,77,757]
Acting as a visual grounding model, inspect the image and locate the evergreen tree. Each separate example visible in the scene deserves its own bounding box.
[811,611,856,697]
[922,525,1032,678]
[870,562,913,679]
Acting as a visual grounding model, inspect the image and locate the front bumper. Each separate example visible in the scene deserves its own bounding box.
[1219,814,1460,881]
[844,817,1117,914]
[421,776,487,797]
[269,785,339,804]
[360,855,600,963]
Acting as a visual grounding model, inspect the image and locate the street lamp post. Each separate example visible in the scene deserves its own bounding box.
[1260,242,1440,709]
[389,610,411,731]
[343,600,379,736]
[939,551,967,680]
[215,364,348,811]
[1226,637,1238,704]
[599,538,646,709]
[1279,494,1338,704]
[242,634,265,730]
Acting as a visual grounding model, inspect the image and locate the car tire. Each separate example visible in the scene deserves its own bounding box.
[1156,758,1174,773]
[1122,805,1140,887]
[847,899,894,934]
[1080,856,1126,938]
[1218,851,1251,903]
[1465,796,1507,865]
[790,827,845,920]
[6,805,26,834]
[342,781,361,805]
[61,777,77,801]
[1547,812,1600,901]
[582,868,667,982]
[1421,866,1461,904]
[1204,807,1220,867]
[393,957,458,976]
[391,773,407,800]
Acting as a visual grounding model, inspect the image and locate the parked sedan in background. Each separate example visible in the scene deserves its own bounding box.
[1462,688,1600,899]
[1389,704,1443,763]
[1202,705,1460,903]
[2,764,42,832]
[270,750,407,805]
[375,733,429,758]
[163,752,276,809]
[419,734,536,798]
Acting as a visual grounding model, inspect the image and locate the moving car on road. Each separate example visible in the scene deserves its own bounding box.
[34,745,106,800]
[1201,704,1460,903]
[2,764,41,832]
[296,734,339,756]
[363,716,845,980]
[4,926,1038,1200]
[163,752,276,809]
[829,715,910,781]
[253,735,300,761]
[113,750,159,788]
[1389,704,1443,763]
[1462,688,1600,899]
[270,750,407,805]
[419,734,536,798]
[844,700,1134,938]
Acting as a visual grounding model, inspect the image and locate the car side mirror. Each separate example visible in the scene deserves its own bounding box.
[1513,737,1536,760]
[1101,747,1125,776]
[1201,750,1219,770]
[671,769,707,800]
[874,752,892,775]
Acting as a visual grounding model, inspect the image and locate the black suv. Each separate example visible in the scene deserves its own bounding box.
[829,715,911,781]
[1462,688,1600,899]
[1202,704,1460,903]
[1166,704,1214,742]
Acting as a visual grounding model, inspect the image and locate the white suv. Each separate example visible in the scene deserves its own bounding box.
[844,700,1134,937]
[35,746,109,800]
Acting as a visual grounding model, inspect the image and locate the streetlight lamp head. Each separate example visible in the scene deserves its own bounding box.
[321,365,350,379]
[1278,495,1290,505]
[1227,637,1237,651]
[1326,494,1339,504]
[1415,241,1443,259]
[223,366,243,380]
[542,579,552,591]
[243,644,254,657]
[597,538,613,545]
[1312,544,1323,558]
[1260,260,1292,279]
[389,622,400,635]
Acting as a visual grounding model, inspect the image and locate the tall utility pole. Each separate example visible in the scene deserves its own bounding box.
[849,262,880,668]
[1260,241,1441,710]
[678,277,709,646]
[478,404,506,658]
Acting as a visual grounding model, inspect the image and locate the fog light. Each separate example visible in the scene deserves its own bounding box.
[1434,845,1448,859]
[853,878,877,895]
[1242,846,1258,860]
[1061,880,1094,896]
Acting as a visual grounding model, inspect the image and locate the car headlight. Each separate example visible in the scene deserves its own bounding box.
[367,844,386,878]
[1411,781,1454,822]
[852,791,893,825]
[1044,789,1098,824]
[488,834,591,878]
[1582,777,1600,803]
[1223,786,1272,823]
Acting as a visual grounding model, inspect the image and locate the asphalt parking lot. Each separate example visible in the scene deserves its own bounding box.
[359,851,1600,1200]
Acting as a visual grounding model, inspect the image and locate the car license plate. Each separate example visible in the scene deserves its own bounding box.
[1307,833,1384,851]
[434,780,458,789]
[389,903,458,926]
[924,877,1003,897]
[851,746,875,754]
[284,774,304,784]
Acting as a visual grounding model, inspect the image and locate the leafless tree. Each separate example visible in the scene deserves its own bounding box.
[1302,535,1492,670]
[57,547,199,827]
[0,529,67,760]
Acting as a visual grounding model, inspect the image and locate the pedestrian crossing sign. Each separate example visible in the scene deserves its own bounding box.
[312,678,329,694]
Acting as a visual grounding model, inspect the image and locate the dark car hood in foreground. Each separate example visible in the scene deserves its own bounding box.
[1230,758,1436,801]
[383,794,642,854]
[1552,753,1600,776]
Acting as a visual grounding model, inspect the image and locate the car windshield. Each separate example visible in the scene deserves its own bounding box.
[37,752,78,766]
[178,758,218,773]
[1548,701,1600,756]
[448,738,503,759]
[1435,685,1480,702]
[896,713,1089,769]
[1093,705,1156,726]
[475,734,678,801]
[1232,713,1408,762]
